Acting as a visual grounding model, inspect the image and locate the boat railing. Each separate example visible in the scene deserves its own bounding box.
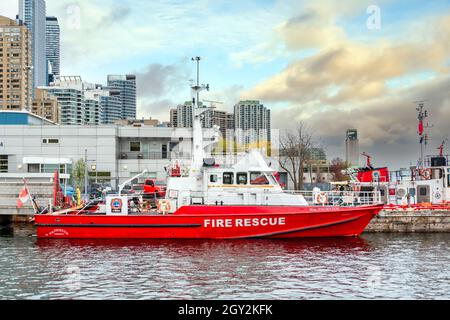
[285,190,383,206]
[177,190,382,207]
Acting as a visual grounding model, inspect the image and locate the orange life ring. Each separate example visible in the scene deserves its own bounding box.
[315,192,328,205]
[157,199,171,213]
[419,168,431,180]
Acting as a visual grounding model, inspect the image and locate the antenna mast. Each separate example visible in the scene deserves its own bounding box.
[415,100,432,167]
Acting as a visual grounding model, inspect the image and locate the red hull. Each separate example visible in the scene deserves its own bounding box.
[35,205,382,239]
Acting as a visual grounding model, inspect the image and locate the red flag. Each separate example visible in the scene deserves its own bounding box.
[17,187,30,209]
[418,121,424,136]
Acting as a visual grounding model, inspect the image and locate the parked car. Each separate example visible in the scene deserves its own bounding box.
[143,179,166,198]
[131,184,144,195]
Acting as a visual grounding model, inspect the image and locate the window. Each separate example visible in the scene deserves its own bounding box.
[237,173,247,185]
[130,141,140,152]
[28,163,40,173]
[408,188,416,197]
[250,172,269,185]
[0,155,8,172]
[210,174,218,183]
[223,172,234,184]
[42,138,59,144]
[419,187,428,196]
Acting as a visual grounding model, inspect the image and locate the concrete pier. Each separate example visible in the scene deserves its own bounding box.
[365,209,450,233]
[0,182,53,218]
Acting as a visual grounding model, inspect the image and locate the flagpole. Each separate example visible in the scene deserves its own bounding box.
[23,178,38,215]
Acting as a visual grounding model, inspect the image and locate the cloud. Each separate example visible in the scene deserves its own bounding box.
[139,99,176,120]
[136,62,189,98]
[241,5,450,167]
[272,75,450,168]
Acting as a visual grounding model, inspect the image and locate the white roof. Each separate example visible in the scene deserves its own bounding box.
[23,157,73,165]
[232,149,275,172]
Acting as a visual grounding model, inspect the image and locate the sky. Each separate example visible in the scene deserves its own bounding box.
[1,0,450,168]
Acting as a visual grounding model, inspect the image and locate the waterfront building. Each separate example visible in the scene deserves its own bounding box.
[169,108,178,127]
[31,88,60,123]
[0,15,33,111]
[234,100,271,155]
[45,16,60,78]
[19,0,47,89]
[0,124,215,188]
[114,118,160,127]
[0,109,55,126]
[42,76,85,125]
[107,75,136,120]
[170,102,233,136]
[345,129,359,167]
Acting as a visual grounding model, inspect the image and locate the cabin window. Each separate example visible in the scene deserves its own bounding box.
[448,170,450,187]
[223,172,234,184]
[210,174,218,183]
[408,188,416,197]
[419,187,428,196]
[237,173,247,185]
[250,172,269,185]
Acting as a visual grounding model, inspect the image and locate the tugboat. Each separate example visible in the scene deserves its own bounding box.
[33,58,382,239]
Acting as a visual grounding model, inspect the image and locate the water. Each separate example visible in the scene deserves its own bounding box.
[0,224,449,299]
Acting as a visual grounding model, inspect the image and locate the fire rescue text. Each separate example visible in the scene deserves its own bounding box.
[203,217,286,228]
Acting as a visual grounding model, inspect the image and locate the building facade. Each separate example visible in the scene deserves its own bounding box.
[45,16,60,78]
[31,88,60,123]
[0,16,33,111]
[107,75,136,120]
[234,100,271,154]
[345,128,359,167]
[19,0,47,89]
[0,125,213,188]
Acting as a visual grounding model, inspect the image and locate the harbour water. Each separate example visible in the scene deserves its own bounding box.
[0,224,449,300]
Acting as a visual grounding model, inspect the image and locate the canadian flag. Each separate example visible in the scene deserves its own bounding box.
[17,187,30,209]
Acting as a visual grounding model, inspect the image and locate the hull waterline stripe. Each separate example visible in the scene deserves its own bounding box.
[35,223,202,228]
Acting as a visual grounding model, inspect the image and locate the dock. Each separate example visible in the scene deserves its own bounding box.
[365,209,450,232]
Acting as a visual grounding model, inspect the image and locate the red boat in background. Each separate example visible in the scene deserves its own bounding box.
[32,58,383,239]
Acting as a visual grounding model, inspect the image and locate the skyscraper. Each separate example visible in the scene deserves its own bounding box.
[234,100,271,154]
[45,16,60,78]
[19,0,47,89]
[345,129,359,167]
[107,75,136,119]
[0,15,33,110]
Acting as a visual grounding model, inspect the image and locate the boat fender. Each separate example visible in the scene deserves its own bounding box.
[315,192,328,205]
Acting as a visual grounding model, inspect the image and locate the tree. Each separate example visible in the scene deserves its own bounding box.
[278,122,315,190]
[329,157,350,182]
[72,158,86,190]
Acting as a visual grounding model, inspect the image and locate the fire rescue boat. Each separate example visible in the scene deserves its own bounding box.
[33,58,382,239]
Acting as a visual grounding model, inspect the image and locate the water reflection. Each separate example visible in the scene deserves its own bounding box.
[1,224,449,299]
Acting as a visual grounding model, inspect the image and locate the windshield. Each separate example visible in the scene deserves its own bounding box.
[250,172,269,185]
